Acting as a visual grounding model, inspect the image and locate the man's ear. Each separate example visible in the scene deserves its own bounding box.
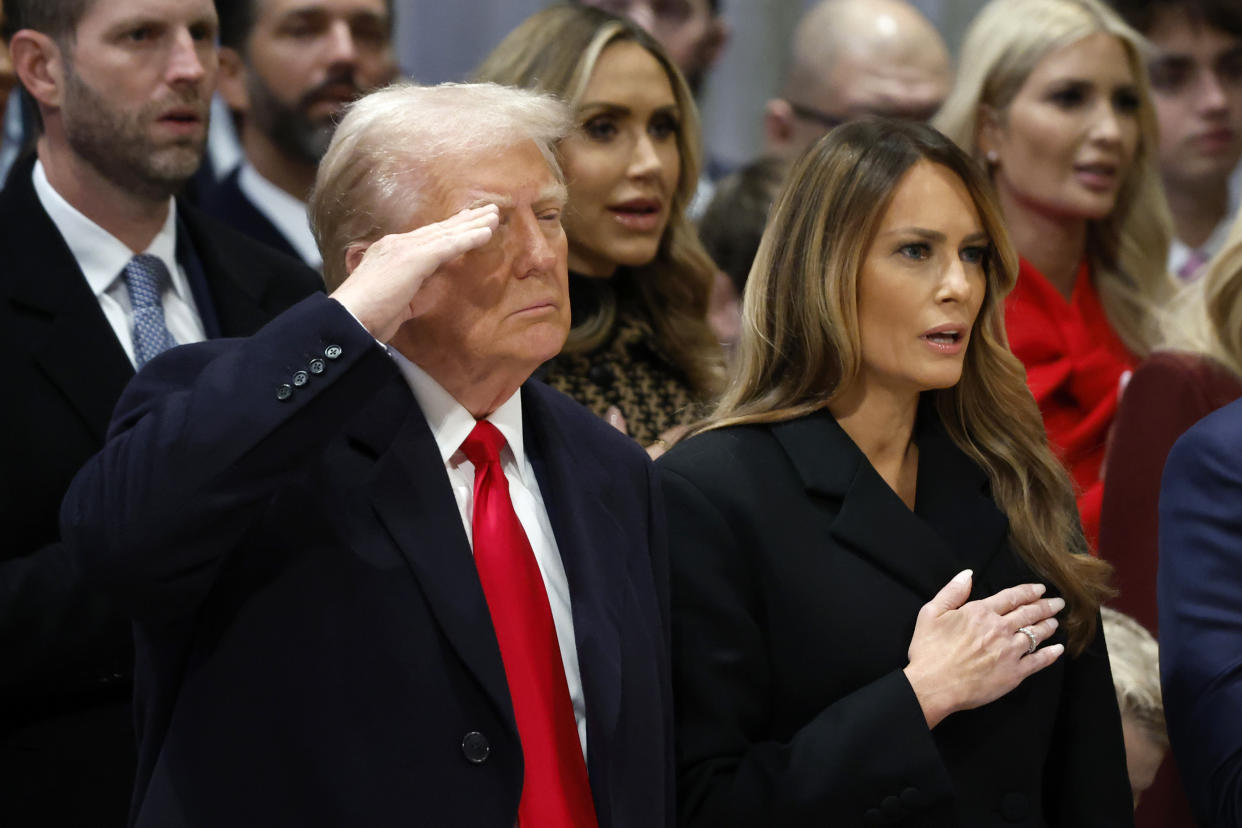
[217,47,250,114]
[10,29,65,109]
[763,98,795,152]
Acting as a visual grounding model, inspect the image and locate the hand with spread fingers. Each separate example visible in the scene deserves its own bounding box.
[330,204,501,343]
[904,569,1066,729]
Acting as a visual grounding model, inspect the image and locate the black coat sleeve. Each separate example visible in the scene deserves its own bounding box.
[59,294,394,624]
[1042,613,1136,825]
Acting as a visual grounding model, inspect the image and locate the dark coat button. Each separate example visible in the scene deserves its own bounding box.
[900,787,927,809]
[324,344,343,360]
[276,384,293,401]
[587,363,614,387]
[881,795,904,821]
[863,808,886,825]
[309,358,326,375]
[461,731,490,764]
[292,370,309,387]
[1000,792,1030,822]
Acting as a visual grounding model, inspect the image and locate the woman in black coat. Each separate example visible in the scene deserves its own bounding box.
[658,120,1134,827]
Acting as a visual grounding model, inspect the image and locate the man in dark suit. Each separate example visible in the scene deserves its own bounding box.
[1158,396,1242,826]
[60,80,672,827]
[198,0,397,267]
[0,0,321,823]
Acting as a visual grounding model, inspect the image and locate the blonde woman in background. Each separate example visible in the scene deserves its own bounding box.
[935,0,1178,550]
[475,4,722,451]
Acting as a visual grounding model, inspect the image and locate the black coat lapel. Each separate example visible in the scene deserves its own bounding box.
[348,376,516,730]
[912,405,1010,584]
[0,158,133,440]
[178,203,283,338]
[522,383,625,794]
[771,404,1007,602]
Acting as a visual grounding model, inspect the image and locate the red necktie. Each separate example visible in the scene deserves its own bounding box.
[460,421,599,828]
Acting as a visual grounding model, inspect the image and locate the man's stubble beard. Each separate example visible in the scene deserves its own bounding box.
[61,67,207,202]
[245,70,348,167]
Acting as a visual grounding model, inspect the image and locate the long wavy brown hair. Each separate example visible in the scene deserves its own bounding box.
[474,3,723,396]
[702,119,1113,654]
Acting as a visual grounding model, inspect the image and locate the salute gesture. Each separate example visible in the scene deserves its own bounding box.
[331,204,501,343]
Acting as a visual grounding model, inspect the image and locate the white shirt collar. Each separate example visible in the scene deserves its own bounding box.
[236,161,323,269]
[385,347,527,475]
[32,159,184,301]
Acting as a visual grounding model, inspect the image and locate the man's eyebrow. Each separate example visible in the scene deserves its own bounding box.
[537,182,569,207]
[462,192,515,210]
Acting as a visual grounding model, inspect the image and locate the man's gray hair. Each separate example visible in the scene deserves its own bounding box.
[310,81,572,290]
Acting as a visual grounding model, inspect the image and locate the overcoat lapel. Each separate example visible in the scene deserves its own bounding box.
[349,376,515,729]
[522,383,625,805]
[178,204,282,338]
[771,404,1008,601]
[0,163,133,440]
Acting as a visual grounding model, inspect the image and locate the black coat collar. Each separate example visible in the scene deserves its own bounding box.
[769,399,1010,601]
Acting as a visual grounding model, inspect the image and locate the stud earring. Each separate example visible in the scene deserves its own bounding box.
[985,150,999,165]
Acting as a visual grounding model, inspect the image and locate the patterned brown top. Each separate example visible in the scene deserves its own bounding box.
[540,272,701,446]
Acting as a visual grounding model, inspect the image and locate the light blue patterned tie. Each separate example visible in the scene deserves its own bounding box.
[122,254,179,368]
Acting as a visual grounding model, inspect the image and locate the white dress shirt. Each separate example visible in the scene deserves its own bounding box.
[32,160,206,367]
[386,348,589,760]
[237,162,322,270]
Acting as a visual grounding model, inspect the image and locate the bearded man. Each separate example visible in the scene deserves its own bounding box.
[0,0,320,823]
[200,0,398,268]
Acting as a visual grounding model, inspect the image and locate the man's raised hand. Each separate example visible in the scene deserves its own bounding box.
[331,204,500,342]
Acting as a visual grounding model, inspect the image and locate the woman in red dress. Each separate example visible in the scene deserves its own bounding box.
[935,0,1178,551]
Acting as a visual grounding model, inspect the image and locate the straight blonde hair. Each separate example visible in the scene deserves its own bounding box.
[933,0,1176,357]
[1162,212,1242,378]
[704,119,1113,654]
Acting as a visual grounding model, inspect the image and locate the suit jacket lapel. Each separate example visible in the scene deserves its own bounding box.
[522,383,625,797]
[770,404,1005,602]
[349,376,516,729]
[178,203,280,338]
[0,159,133,441]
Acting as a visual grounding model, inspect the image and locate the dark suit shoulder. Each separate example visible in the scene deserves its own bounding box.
[179,201,320,292]
[524,378,652,468]
[658,422,788,490]
[194,169,304,263]
[1170,395,1242,463]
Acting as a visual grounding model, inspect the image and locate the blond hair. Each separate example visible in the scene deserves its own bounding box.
[1100,608,1167,746]
[474,4,723,396]
[703,119,1113,653]
[933,0,1176,357]
[1161,213,1242,378]
[308,82,571,290]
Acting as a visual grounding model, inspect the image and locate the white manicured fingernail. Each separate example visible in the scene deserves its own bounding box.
[1049,597,1065,613]
[953,569,973,584]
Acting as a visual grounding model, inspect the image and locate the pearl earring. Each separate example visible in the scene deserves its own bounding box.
[985,150,999,165]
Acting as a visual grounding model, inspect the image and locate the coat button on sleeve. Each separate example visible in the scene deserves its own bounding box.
[276,384,293,402]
